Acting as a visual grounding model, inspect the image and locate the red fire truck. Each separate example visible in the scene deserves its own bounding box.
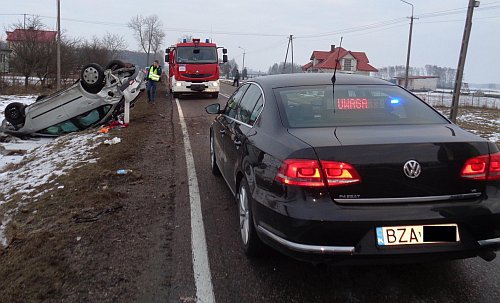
[165,38,227,99]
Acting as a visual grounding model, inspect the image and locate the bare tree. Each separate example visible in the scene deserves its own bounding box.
[8,16,55,86]
[101,32,127,60]
[58,34,81,84]
[76,36,109,67]
[221,58,238,79]
[128,15,165,66]
[267,62,302,75]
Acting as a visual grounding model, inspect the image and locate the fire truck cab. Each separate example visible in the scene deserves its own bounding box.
[166,38,227,99]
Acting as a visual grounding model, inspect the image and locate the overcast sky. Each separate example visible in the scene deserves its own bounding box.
[1,0,499,84]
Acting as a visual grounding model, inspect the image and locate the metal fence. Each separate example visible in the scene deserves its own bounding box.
[414,91,500,109]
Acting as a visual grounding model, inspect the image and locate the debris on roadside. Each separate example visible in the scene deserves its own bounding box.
[116,169,132,175]
[98,121,129,134]
[103,137,122,145]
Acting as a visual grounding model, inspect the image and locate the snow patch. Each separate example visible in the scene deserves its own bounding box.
[0,95,37,115]
[0,132,104,246]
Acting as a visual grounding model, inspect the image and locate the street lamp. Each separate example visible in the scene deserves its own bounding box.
[401,0,415,89]
[238,46,246,77]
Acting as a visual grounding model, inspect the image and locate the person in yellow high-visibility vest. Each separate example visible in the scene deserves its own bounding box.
[146,60,162,104]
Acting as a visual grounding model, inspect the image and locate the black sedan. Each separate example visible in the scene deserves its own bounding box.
[205,73,500,264]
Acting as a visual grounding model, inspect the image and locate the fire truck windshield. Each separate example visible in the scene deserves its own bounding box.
[176,47,218,64]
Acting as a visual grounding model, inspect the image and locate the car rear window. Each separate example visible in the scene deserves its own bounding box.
[274,85,448,127]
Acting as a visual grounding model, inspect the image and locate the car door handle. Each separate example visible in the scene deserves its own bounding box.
[234,139,242,146]
[219,129,226,135]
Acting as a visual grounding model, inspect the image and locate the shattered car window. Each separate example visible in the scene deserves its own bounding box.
[40,121,79,135]
[75,105,112,127]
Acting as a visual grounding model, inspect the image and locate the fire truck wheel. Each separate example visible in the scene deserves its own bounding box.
[211,93,219,99]
[4,102,26,127]
[173,92,181,99]
[80,63,105,94]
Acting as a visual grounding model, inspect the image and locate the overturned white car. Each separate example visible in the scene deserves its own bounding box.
[1,60,144,137]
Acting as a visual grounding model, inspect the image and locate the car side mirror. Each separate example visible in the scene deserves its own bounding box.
[223,55,228,63]
[222,48,227,54]
[165,54,169,62]
[205,103,221,114]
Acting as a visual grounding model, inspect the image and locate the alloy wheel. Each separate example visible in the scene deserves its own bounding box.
[82,66,100,84]
[210,134,215,170]
[239,185,250,245]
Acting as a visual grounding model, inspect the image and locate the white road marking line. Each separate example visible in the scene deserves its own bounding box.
[175,98,216,303]
[220,92,231,99]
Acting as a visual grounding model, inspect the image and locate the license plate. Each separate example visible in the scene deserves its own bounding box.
[376,224,459,246]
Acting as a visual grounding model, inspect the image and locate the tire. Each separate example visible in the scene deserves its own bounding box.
[238,178,264,257]
[105,59,126,72]
[36,95,48,102]
[80,63,105,94]
[210,131,221,175]
[211,92,219,99]
[4,102,26,127]
[173,92,181,99]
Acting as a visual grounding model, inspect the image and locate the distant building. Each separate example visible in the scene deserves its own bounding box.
[302,45,378,75]
[6,28,57,46]
[0,41,11,73]
[395,76,439,91]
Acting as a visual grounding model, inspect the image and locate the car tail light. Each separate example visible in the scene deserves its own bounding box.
[275,159,361,187]
[461,152,500,181]
[322,161,361,186]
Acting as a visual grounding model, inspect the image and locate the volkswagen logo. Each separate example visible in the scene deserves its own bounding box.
[403,160,421,178]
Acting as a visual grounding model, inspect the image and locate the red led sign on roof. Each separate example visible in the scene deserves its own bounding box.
[337,98,368,110]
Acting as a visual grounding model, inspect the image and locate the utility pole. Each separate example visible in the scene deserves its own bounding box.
[401,0,416,89]
[56,0,61,90]
[283,35,293,74]
[449,0,480,123]
[290,35,294,73]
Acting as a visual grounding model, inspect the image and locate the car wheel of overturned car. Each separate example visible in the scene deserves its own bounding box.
[238,178,264,257]
[80,63,105,94]
[4,102,26,128]
[210,131,221,175]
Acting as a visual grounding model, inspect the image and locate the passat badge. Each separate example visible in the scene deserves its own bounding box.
[404,160,421,178]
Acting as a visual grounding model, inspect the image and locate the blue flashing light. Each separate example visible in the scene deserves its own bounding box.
[206,38,210,43]
[182,38,187,43]
[390,98,400,104]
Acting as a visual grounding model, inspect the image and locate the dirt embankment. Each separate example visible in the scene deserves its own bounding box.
[0,85,178,302]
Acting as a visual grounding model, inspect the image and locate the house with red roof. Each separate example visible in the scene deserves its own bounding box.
[302,45,378,75]
[6,28,57,46]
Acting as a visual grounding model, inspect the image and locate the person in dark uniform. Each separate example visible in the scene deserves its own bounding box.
[233,69,240,86]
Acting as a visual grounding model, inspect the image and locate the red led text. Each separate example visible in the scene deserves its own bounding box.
[337,98,369,110]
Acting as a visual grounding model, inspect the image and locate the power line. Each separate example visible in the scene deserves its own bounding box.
[2,3,499,39]
[417,4,500,19]
[295,17,408,39]
[419,15,500,24]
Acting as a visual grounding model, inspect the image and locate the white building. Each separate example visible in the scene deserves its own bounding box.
[395,76,439,91]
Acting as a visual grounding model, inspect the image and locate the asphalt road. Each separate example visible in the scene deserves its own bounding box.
[171,82,500,303]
